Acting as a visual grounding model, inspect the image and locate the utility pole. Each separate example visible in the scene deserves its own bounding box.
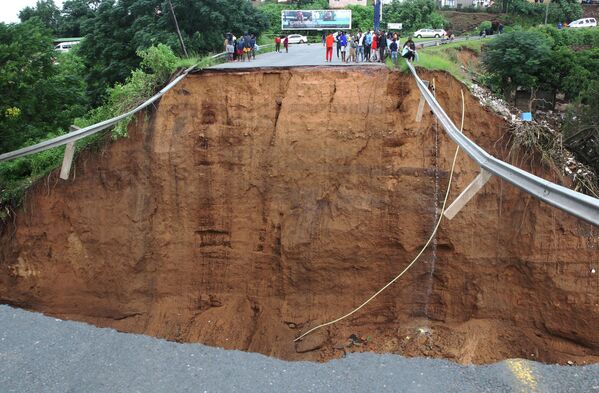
[167,0,188,57]
[544,0,550,25]
[374,0,382,31]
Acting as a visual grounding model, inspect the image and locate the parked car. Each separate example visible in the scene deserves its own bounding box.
[413,28,447,38]
[286,34,308,44]
[568,18,597,28]
[54,41,80,52]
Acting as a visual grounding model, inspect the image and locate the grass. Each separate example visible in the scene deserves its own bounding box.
[394,39,490,83]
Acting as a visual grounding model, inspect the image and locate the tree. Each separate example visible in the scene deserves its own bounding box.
[0,20,89,153]
[548,0,583,24]
[383,0,446,32]
[58,0,100,37]
[78,0,270,104]
[18,0,62,34]
[347,5,374,32]
[482,30,552,103]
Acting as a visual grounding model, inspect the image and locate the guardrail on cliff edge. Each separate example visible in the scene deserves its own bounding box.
[406,60,599,227]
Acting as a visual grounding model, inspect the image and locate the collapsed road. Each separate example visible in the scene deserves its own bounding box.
[0,44,598,390]
[1,305,598,393]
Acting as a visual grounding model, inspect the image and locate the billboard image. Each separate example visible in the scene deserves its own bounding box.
[281,10,352,30]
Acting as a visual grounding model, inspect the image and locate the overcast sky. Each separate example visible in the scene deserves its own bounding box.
[0,0,64,24]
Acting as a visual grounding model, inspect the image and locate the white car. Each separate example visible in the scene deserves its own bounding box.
[413,29,447,38]
[54,41,80,53]
[286,34,308,44]
[569,18,597,28]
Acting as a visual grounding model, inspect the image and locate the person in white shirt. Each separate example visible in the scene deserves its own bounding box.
[357,32,364,62]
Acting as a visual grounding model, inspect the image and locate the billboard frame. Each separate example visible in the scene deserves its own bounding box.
[281,9,352,31]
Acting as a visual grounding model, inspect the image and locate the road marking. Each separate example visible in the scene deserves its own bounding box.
[506,359,539,393]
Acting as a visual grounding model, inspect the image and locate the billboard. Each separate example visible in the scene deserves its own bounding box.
[281,10,352,30]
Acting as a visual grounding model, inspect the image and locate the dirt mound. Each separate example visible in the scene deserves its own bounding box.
[441,11,505,34]
[583,4,599,18]
[1,67,598,365]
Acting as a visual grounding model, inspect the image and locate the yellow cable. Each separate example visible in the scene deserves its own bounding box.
[294,89,466,343]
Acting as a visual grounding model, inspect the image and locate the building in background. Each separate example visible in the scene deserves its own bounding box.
[329,0,367,8]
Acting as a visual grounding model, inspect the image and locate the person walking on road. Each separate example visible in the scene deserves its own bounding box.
[339,32,348,62]
[364,30,372,61]
[236,36,245,61]
[371,31,378,62]
[390,37,398,65]
[348,33,357,63]
[250,34,257,60]
[243,32,252,62]
[275,36,281,53]
[357,32,364,62]
[283,35,289,53]
[378,31,387,63]
[325,32,335,62]
[336,32,342,58]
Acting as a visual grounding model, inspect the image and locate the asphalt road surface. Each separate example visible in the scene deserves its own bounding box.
[212,43,386,69]
[1,305,597,393]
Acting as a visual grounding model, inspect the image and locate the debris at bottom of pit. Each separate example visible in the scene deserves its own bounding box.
[295,331,328,353]
[349,333,365,346]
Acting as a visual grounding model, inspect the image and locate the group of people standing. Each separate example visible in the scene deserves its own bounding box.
[274,36,289,53]
[323,30,417,64]
[224,32,257,62]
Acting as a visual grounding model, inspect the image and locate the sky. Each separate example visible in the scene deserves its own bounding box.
[0,0,64,24]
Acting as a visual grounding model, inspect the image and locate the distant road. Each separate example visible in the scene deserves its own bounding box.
[1,306,598,393]
[211,43,385,69]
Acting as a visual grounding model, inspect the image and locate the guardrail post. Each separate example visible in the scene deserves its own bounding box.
[416,80,430,122]
[59,125,79,180]
[443,168,492,220]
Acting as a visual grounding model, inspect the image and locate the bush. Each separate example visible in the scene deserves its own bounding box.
[0,44,191,207]
[482,30,552,99]
[479,21,492,31]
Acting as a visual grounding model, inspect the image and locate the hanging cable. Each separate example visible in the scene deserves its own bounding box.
[294,88,466,343]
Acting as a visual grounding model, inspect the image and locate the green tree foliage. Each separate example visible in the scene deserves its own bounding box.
[347,5,374,32]
[77,0,269,104]
[482,30,552,100]
[59,0,100,37]
[0,43,182,205]
[548,0,583,24]
[18,0,62,34]
[0,20,88,153]
[383,0,446,31]
[482,27,599,183]
[495,0,582,24]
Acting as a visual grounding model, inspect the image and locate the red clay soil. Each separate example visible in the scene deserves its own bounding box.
[1,67,598,365]
[441,11,506,34]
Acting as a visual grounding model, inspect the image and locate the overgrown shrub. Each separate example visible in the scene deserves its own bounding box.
[0,44,194,207]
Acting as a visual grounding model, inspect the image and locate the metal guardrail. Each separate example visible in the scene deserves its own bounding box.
[0,45,273,163]
[407,61,599,227]
[3,40,598,226]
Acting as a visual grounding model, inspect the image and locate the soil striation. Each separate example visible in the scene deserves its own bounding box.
[1,67,598,364]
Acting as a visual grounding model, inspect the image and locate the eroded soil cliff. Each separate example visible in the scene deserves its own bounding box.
[1,67,598,364]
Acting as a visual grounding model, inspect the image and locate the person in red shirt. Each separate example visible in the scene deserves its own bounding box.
[275,36,281,53]
[371,32,378,62]
[325,32,335,62]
